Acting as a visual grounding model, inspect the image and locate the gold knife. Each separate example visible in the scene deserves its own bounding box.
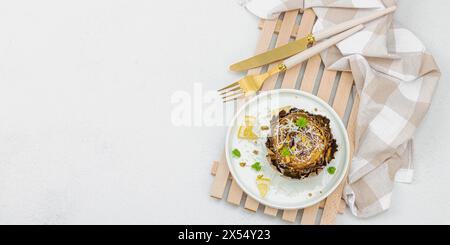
[230,6,397,72]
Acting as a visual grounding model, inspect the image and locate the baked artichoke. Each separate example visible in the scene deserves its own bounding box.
[265,107,338,179]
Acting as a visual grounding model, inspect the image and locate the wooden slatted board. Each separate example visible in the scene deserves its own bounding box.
[210,9,359,225]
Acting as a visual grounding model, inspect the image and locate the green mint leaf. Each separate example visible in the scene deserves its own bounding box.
[232,149,241,158]
[251,162,262,172]
[327,167,337,175]
[296,117,308,128]
[281,147,291,157]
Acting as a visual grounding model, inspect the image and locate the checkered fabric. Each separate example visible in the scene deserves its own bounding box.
[241,0,441,217]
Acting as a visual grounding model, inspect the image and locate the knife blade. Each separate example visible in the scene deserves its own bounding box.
[229,35,313,72]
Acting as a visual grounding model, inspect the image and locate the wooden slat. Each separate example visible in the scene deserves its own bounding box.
[317,200,326,209]
[261,10,299,90]
[244,196,260,212]
[320,73,356,225]
[210,154,230,199]
[210,163,232,180]
[264,207,278,217]
[317,70,337,101]
[282,210,298,223]
[227,179,244,205]
[333,72,354,117]
[318,199,346,214]
[258,20,301,39]
[299,55,321,92]
[211,161,219,176]
[281,9,316,89]
[301,203,321,225]
[301,201,322,225]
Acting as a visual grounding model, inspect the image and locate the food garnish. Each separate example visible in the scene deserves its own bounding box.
[327,166,337,175]
[240,162,246,167]
[261,126,270,131]
[251,162,262,172]
[281,147,291,157]
[257,175,271,182]
[238,126,258,140]
[295,116,308,128]
[265,108,338,180]
[238,116,258,140]
[256,175,271,198]
[253,150,259,155]
[232,149,241,158]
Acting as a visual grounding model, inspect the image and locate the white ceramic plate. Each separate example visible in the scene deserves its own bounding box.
[225,89,350,210]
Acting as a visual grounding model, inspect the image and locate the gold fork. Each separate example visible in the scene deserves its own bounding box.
[219,63,287,102]
[219,25,364,103]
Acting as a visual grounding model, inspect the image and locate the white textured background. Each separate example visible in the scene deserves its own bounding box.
[0,0,448,225]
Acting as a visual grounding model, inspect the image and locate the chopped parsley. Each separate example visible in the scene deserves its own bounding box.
[327,166,337,175]
[232,149,241,158]
[251,162,262,172]
[295,117,308,128]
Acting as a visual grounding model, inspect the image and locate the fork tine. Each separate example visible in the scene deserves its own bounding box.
[217,82,239,92]
[219,85,241,96]
[222,90,244,99]
[222,92,245,103]
[223,94,245,103]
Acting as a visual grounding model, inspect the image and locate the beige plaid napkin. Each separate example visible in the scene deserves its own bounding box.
[241,0,441,217]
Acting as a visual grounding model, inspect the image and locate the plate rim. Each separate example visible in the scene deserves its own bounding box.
[225,89,351,210]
